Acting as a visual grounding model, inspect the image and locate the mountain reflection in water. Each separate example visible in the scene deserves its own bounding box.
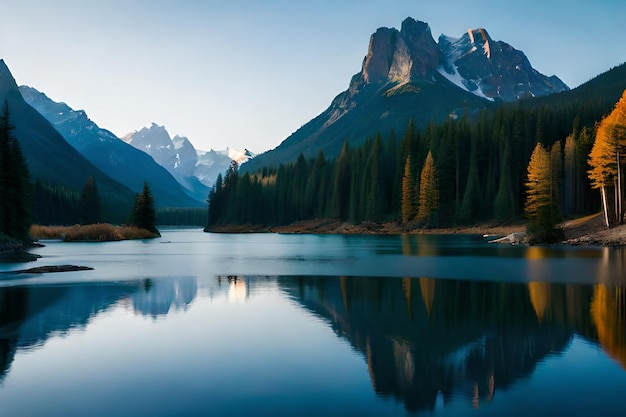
[0,274,624,414]
[280,275,626,412]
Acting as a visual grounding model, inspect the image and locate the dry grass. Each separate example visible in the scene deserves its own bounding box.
[30,224,159,242]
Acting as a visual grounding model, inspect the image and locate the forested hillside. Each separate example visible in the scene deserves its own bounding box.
[207,63,626,229]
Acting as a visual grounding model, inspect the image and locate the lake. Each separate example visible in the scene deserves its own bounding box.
[0,228,625,416]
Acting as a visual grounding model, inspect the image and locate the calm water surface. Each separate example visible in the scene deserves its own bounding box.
[0,229,625,416]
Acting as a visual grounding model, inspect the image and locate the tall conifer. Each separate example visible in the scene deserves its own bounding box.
[0,101,31,239]
[416,151,438,227]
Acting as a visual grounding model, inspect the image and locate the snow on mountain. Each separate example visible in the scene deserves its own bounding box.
[124,124,254,189]
[228,148,256,165]
[437,28,568,102]
[19,86,204,207]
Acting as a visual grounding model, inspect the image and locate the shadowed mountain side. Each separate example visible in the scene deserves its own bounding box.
[245,17,568,172]
[279,276,603,412]
[0,60,136,218]
[19,86,204,208]
[515,61,626,129]
[245,79,491,171]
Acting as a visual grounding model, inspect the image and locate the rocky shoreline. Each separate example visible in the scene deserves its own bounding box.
[207,213,626,247]
[0,240,31,253]
[206,218,526,237]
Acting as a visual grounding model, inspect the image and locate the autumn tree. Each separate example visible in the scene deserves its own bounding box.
[416,151,438,227]
[588,90,626,227]
[525,143,563,243]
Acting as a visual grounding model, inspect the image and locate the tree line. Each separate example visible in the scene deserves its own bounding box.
[0,100,161,240]
[0,103,30,241]
[207,99,604,235]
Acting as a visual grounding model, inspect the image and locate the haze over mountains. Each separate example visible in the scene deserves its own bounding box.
[121,124,255,201]
[0,59,136,218]
[19,86,204,208]
[245,17,569,172]
[3,15,626,225]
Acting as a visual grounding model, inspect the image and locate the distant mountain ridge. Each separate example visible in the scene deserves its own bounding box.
[19,86,204,208]
[123,123,254,192]
[0,59,135,220]
[245,17,568,172]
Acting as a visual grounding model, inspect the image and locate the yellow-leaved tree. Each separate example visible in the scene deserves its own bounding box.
[588,90,626,227]
[525,142,563,243]
[416,151,438,227]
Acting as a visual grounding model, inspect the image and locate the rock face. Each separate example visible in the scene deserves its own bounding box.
[124,124,254,189]
[438,29,569,101]
[123,124,209,200]
[245,17,569,172]
[362,18,440,84]
[352,18,567,105]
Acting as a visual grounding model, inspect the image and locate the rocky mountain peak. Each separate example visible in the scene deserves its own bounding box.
[0,59,19,100]
[399,17,440,78]
[438,28,568,101]
[361,18,439,85]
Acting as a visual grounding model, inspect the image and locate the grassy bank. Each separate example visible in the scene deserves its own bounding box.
[30,224,160,242]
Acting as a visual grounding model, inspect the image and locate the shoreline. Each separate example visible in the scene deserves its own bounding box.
[207,219,526,237]
[206,213,626,247]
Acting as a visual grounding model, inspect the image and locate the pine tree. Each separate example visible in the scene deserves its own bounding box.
[0,101,31,240]
[494,141,516,220]
[365,136,383,221]
[459,142,482,223]
[80,176,101,225]
[333,141,351,220]
[401,155,416,224]
[129,182,159,235]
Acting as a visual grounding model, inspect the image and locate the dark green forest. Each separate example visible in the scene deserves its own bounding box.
[207,88,625,229]
[0,103,30,240]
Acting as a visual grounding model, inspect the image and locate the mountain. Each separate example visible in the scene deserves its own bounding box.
[194,149,232,186]
[438,29,569,102]
[0,59,135,219]
[19,86,205,208]
[122,124,209,202]
[228,147,256,165]
[123,124,254,190]
[245,17,568,172]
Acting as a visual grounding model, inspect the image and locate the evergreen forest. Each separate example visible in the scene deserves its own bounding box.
[207,82,626,233]
[0,102,31,241]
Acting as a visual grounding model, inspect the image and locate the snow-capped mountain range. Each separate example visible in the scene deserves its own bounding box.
[20,81,252,205]
[123,123,254,191]
[437,28,568,102]
[246,17,569,171]
[20,87,206,206]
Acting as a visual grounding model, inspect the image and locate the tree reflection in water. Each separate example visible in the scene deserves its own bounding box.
[282,273,626,413]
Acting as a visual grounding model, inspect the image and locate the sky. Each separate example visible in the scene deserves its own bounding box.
[1,0,625,154]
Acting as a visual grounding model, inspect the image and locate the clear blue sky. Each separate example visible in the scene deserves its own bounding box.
[1,0,625,153]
